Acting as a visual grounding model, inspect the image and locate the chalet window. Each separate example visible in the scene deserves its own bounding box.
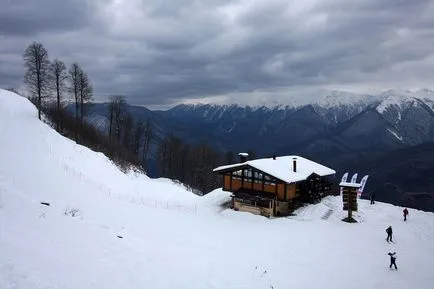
[254,172,263,179]
[263,175,276,186]
[232,170,242,180]
[233,170,242,176]
[244,169,253,178]
[253,172,263,183]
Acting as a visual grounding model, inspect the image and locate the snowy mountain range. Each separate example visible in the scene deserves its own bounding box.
[83,88,434,153]
[1,88,434,289]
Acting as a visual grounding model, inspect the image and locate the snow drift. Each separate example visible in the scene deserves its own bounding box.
[1,89,434,289]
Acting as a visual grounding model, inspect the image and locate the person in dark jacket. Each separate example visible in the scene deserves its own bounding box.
[388,252,398,269]
[386,226,393,242]
[403,208,409,221]
[370,192,375,205]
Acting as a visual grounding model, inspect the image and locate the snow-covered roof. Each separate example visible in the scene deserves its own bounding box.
[339,182,361,188]
[213,155,335,183]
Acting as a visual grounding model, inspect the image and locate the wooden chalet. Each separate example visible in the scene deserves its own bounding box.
[213,155,336,217]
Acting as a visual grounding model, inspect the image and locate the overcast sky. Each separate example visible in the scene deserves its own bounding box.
[1,0,434,108]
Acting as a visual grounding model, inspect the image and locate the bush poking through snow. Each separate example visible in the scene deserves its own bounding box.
[63,207,81,217]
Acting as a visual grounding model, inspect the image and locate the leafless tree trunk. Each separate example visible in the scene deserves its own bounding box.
[142,118,153,170]
[78,69,93,133]
[108,102,115,140]
[69,63,81,141]
[157,136,169,176]
[122,112,133,150]
[133,121,144,159]
[225,150,235,164]
[23,42,51,120]
[50,59,67,131]
[108,95,126,143]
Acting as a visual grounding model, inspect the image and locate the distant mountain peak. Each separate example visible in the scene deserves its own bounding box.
[375,89,434,114]
[312,90,381,109]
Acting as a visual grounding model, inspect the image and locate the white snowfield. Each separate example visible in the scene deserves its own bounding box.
[1,89,434,289]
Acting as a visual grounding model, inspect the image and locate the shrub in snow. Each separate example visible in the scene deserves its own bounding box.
[63,207,81,217]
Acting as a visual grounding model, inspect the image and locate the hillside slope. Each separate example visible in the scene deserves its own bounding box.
[1,90,434,289]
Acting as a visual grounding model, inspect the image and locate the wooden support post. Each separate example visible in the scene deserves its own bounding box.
[275,180,278,195]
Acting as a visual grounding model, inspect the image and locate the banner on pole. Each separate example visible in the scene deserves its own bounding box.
[350,173,358,184]
[357,175,369,197]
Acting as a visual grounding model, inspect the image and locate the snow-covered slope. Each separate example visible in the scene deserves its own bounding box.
[376,89,434,115]
[1,89,434,288]
[374,89,434,144]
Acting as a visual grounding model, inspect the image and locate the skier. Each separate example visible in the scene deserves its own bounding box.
[388,252,398,269]
[403,208,409,221]
[370,192,375,205]
[386,226,393,242]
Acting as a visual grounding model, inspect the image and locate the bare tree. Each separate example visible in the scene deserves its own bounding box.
[23,42,51,119]
[142,118,153,170]
[50,59,67,131]
[225,150,235,164]
[188,142,222,193]
[108,100,115,139]
[122,111,134,150]
[69,63,81,140]
[78,69,93,131]
[107,95,127,143]
[133,121,144,158]
[156,135,222,194]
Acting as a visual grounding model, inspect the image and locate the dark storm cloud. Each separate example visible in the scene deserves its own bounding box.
[1,0,434,107]
[0,0,97,36]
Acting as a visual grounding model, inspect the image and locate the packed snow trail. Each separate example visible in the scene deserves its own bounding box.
[1,89,434,289]
[321,209,333,219]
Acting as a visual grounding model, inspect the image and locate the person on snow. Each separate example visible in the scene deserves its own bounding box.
[370,192,375,205]
[388,252,398,269]
[386,226,393,242]
[403,208,409,221]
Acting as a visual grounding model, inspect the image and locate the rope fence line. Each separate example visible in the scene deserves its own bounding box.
[57,160,205,215]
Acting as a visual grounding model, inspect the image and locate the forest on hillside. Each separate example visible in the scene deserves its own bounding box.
[15,41,241,195]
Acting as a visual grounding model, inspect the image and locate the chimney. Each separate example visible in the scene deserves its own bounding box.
[293,157,297,172]
[238,152,249,163]
[272,154,276,160]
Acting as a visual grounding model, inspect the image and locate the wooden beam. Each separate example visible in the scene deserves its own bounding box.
[275,179,278,195]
